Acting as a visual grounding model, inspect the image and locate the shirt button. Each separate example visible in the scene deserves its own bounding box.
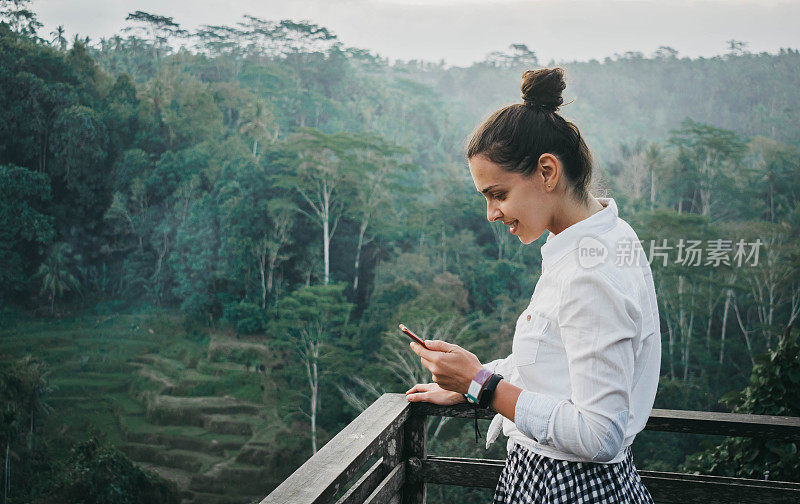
[526,314,531,321]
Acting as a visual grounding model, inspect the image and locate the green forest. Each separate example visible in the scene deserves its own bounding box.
[1,2,799,503]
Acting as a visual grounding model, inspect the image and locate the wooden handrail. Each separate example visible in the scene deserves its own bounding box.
[646,408,800,441]
[412,401,800,441]
[264,393,800,504]
[260,394,411,504]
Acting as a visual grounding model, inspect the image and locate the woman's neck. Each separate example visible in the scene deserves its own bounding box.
[549,194,605,235]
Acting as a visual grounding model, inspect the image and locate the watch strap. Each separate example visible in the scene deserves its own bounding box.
[478,373,504,409]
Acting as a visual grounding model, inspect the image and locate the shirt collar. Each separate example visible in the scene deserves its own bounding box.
[540,197,618,269]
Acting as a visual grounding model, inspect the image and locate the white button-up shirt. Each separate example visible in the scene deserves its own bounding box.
[484,198,661,464]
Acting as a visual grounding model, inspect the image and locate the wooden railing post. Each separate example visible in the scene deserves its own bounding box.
[402,413,426,504]
[381,428,404,504]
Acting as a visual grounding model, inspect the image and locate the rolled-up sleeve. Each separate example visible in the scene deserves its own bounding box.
[514,269,637,462]
[484,355,513,377]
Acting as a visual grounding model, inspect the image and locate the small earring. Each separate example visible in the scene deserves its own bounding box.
[547,184,551,188]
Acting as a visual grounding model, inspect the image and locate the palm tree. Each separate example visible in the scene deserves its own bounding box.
[35,242,80,314]
[239,100,274,158]
[49,25,67,51]
[0,408,21,504]
[16,356,52,449]
[0,356,52,502]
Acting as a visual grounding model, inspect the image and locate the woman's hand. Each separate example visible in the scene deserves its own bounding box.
[405,382,466,405]
[408,339,483,396]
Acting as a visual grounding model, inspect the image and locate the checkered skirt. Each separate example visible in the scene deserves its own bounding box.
[493,442,654,504]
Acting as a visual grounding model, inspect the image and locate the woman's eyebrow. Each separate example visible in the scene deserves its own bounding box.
[481,184,500,194]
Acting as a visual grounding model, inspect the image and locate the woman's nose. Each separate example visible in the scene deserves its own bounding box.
[487,202,502,222]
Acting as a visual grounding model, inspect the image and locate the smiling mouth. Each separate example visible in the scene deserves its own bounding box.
[504,219,519,234]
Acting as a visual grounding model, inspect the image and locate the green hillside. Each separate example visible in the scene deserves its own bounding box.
[0,311,305,503]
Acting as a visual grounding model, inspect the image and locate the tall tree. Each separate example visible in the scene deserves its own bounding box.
[263,200,294,307]
[124,11,186,64]
[0,355,52,503]
[746,136,800,223]
[278,129,359,285]
[239,99,275,158]
[685,327,800,482]
[0,0,41,36]
[668,120,747,218]
[346,136,405,293]
[274,284,353,454]
[35,242,80,313]
[217,151,295,310]
[49,25,66,51]
[0,165,54,303]
[737,224,798,352]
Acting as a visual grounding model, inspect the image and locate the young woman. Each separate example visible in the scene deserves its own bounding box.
[405,67,660,503]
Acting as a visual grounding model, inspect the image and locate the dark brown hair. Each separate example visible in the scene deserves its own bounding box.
[466,67,593,200]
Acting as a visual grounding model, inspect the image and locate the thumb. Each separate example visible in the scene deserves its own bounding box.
[425,339,454,352]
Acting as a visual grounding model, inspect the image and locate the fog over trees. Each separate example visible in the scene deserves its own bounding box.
[1,2,799,502]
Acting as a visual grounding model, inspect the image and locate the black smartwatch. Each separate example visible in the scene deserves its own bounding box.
[478,373,504,410]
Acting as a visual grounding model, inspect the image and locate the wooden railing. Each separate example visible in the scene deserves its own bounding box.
[262,393,800,504]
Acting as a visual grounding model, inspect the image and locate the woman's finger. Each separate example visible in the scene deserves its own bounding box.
[405,382,435,394]
[419,356,436,373]
[406,390,430,402]
[405,384,422,394]
[425,339,458,352]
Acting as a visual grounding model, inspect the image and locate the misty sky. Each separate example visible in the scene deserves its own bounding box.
[34,0,800,66]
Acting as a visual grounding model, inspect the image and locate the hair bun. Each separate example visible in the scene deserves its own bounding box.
[521,67,566,112]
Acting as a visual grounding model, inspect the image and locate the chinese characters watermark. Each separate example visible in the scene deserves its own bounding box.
[578,237,764,269]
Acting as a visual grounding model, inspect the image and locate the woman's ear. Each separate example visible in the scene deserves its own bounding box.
[538,153,561,192]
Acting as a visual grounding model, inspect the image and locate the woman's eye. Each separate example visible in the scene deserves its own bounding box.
[493,192,506,201]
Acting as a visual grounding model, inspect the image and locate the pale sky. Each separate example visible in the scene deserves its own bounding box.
[33,0,800,66]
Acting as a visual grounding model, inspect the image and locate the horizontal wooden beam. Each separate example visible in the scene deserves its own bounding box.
[640,470,800,504]
[422,456,800,503]
[645,409,800,441]
[411,402,800,441]
[422,456,504,488]
[363,462,405,504]
[334,459,386,504]
[261,394,411,504]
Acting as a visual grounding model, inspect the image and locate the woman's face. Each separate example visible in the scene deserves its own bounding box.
[468,154,553,245]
